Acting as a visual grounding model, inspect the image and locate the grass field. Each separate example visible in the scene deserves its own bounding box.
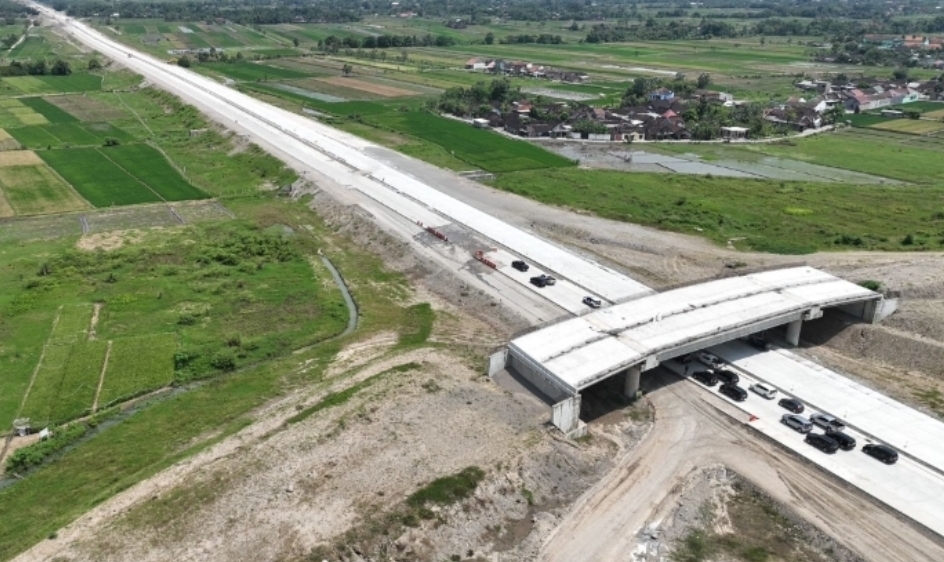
[37,144,206,206]
[18,97,79,124]
[870,119,944,135]
[101,144,208,201]
[97,334,176,407]
[7,123,120,148]
[651,131,944,184]
[493,168,944,253]
[0,163,90,215]
[203,61,313,81]
[8,35,47,59]
[371,111,575,172]
[3,74,103,95]
[38,147,163,206]
[923,108,944,120]
[0,194,425,560]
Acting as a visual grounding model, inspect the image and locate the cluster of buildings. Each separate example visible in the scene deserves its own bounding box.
[473,88,738,142]
[465,58,590,83]
[863,34,944,51]
[465,76,943,142]
[793,78,934,112]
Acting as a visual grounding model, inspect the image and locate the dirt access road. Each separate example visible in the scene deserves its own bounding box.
[542,369,944,562]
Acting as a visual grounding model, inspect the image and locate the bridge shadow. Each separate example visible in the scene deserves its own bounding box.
[580,366,684,424]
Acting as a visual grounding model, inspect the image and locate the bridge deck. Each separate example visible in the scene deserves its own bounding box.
[510,267,880,394]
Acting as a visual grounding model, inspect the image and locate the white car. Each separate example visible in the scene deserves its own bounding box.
[749,382,778,400]
[698,351,722,368]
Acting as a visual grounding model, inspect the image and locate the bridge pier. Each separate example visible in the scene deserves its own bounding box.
[786,319,802,346]
[551,395,586,438]
[624,366,641,400]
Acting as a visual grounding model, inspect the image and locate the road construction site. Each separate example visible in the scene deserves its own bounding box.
[24,5,944,562]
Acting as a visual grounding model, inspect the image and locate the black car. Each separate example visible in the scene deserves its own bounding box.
[863,444,899,464]
[530,275,549,288]
[827,430,857,451]
[778,397,805,414]
[512,260,529,272]
[745,335,769,351]
[692,370,719,387]
[718,383,748,402]
[582,296,602,308]
[678,354,694,365]
[715,369,740,385]
[805,433,840,454]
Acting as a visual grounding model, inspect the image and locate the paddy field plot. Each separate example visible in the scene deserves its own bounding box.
[371,111,575,173]
[103,144,208,201]
[38,147,161,207]
[38,144,206,207]
[3,74,103,95]
[316,76,421,98]
[18,97,79,124]
[8,122,133,149]
[922,108,944,120]
[46,95,126,122]
[870,119,944,135]
[0,160,90,216]
[204,61,312,81]
[97,334,177,407]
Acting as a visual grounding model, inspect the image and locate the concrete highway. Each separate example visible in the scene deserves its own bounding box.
[666,353,944,536]
[35,4,649,327]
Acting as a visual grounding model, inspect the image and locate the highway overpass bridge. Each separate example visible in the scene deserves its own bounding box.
[491,267,890,436]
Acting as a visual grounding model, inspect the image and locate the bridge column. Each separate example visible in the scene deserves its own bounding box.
[786,319,802,346]
[624,366,641,399]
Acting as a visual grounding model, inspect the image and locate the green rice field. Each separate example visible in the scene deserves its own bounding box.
[204,61,313,81]
[9,122,134,149]
[102,144,208,201]
[37,144,206,206]
[18,97,79,124]
[372,111,575,173]
[3,75,103,95]
[97,334,177,407]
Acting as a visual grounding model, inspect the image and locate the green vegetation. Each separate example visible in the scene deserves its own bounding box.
[0,163,90,215]
[397,303,435,348]
[0,190,432,560]
[102,144,208,201]
[37,144,207,206]
[5,423,88,474]
[407,466,486,508]
[372,111,574,172]
[204,61,313,81]
[98,334,176,407]
[38,147,163,206]
[18,97,79,124]
[8,122,133,149]
[494,168,944,253]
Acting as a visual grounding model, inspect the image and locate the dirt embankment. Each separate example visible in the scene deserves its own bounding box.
[18,341,649,562]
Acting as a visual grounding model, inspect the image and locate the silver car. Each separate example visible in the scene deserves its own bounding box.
[810,413,846,433]
[781,414,813,433]
[749,382,778,400]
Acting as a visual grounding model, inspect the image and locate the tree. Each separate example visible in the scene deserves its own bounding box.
[696,73,711,89]
[342,64,352,76]
[88,58,102,70]
[50,59,71,76]
[484,32,494,45]
[892,67,909,81]
[292,37,299,48]
[177,55,191,68]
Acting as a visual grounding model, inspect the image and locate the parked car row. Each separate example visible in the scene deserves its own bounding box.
[683,350,899,466]
[510,260,605,310]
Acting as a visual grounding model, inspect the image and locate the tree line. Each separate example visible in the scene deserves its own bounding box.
[0,59,72,76]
